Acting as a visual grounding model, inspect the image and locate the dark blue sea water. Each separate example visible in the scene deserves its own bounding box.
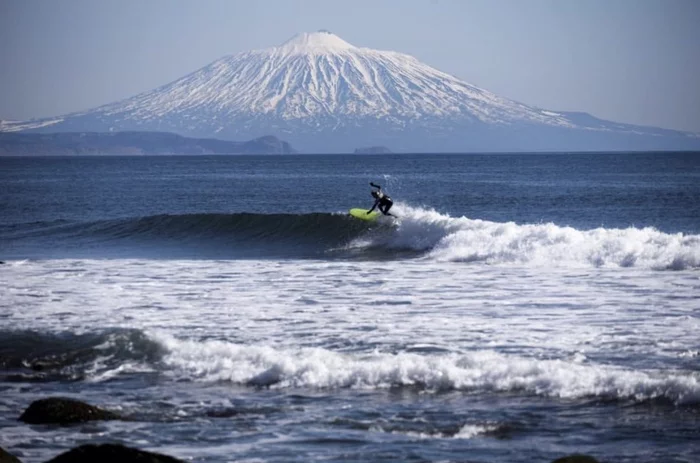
[1,152,699,463]
[3,153,699,259]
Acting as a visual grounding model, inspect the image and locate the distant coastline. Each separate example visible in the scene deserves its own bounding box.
[0,132,296,156]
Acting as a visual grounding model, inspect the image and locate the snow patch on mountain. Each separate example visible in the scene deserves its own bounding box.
[0,118,63,132]
[276,30,356,54]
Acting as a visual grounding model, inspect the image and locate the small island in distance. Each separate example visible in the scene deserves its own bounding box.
[353,146,392,154]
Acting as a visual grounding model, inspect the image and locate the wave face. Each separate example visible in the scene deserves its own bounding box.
[1,212,381,259]
[3,206,700,268]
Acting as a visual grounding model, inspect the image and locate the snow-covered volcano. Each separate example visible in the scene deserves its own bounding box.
[2,30,697,152]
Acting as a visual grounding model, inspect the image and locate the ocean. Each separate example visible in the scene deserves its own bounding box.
[1,152,699,462]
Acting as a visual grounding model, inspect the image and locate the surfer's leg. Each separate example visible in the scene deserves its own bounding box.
[382,200,393,215]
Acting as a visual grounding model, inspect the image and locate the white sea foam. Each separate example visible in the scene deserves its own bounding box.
[3,257,699,408]
[359,205,700,269]
[153,333,700,404]
[453,424,500,439]
[377,423,498,439]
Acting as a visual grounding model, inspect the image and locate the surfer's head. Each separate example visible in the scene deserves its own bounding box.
[371,191,379,198]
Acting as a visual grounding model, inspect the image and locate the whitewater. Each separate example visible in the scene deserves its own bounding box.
[1,152,699,462]
[345,205,700,269]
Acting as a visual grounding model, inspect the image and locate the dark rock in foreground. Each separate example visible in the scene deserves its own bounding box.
[45,444,184,463]
[552,455,600,463]
[353,145,392,154]
[19,397,120,425]
[0,447,22,463]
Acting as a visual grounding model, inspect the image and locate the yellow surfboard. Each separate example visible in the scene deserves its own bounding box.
[349,208,380,221]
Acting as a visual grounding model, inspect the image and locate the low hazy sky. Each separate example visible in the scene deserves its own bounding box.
[1,0,699,132]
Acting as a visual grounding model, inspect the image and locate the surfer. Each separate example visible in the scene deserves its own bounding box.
[368,182,394,216]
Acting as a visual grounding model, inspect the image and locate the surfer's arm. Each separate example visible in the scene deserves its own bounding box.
[367,200,379,214]
[370,182,381,189]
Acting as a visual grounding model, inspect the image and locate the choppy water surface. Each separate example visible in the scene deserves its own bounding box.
[1,152,699,462]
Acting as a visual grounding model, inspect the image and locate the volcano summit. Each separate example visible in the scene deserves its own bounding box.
[2,30,698,152]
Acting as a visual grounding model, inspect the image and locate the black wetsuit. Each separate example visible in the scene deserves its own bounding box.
[368,183,394,216]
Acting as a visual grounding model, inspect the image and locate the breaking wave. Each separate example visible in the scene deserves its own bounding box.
[3,328,698,405]
[154,333,700,406]
[350,204,700,269]
[2,206,699,268]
